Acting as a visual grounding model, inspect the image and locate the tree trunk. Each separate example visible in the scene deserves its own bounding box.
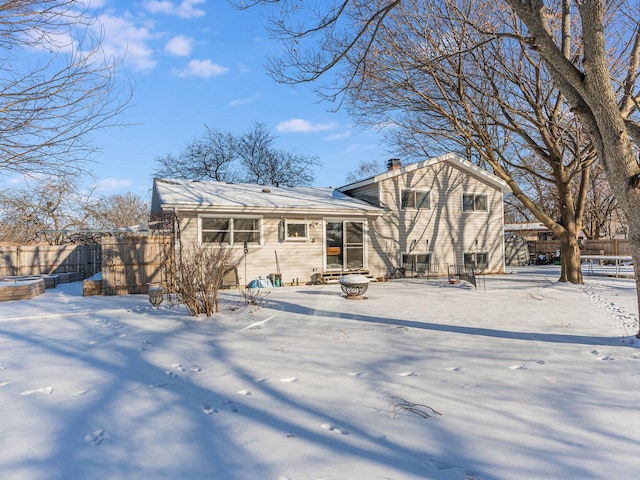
[558,233,583,283]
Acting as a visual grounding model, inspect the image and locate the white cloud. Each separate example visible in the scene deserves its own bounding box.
[165,35,193,57]
[144,0,206,19]
[229,92,262,107]
[97,178,133,191]
[276,118,337,133]
[96,14,157,71]
[325,130,352,141]
[174,59,229,78]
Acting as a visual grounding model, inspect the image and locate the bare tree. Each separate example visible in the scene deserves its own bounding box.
[0,0,130,180]
[0,177,92,245]
[236,123,320,186]
[345,159,384,184]
[86,192,150,230]
[239,0,640,336]
[153,125,238,181]
[153,122,321,187]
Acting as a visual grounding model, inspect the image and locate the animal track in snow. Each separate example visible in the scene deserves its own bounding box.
[20,386,53,395]
[398,371,417,377]
[348,372,367,378]
[322,423,349,435]
[171,363,186,371]
[280,377,298,383]
[237,389,252,396]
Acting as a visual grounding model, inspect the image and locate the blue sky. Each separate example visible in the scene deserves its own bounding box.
[29,0,392,196]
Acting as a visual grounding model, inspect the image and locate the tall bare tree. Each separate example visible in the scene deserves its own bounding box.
[153,122,321,187]
[239,0,640,336]
[0,0,129,179]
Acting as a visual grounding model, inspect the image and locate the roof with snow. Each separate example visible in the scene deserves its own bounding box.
[151,178,385,215]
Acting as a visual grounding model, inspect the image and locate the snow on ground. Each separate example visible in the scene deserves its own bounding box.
[0,265,639,480]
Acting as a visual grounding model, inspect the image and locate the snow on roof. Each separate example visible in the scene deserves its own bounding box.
[152,178,384,214]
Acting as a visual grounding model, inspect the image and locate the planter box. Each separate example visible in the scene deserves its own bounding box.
[82,279,103,296]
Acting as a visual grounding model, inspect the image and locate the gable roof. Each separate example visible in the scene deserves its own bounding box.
[337,153,511,193]
[151,178,385,216]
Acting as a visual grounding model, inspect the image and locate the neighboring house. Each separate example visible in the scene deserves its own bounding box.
[150,153,510,285]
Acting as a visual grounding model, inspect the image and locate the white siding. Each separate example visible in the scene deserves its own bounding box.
[362,162,505,275]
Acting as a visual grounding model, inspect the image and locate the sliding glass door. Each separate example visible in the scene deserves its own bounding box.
[325,221,364,270]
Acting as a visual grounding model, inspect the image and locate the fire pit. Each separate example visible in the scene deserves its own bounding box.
[339,274,370,299]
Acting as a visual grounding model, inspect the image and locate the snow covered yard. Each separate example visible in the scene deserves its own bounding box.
[0,266,639,480]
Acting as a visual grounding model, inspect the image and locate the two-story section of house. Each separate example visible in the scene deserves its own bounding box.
[338,153,510,276]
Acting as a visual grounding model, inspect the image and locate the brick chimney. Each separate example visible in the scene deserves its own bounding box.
[387,158,401,170]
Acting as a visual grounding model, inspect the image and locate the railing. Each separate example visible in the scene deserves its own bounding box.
[448,265,477,289]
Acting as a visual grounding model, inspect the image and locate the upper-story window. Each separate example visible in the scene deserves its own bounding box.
[200,216,261,246]
[462,193,488,212]
[401,189,431,209]
[285,220,308,241]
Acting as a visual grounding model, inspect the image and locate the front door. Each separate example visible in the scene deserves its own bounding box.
[325,221,364,270]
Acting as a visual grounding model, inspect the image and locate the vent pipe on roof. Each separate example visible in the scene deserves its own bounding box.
[387,158,401,170]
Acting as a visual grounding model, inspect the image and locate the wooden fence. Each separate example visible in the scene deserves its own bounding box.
[530,239,631,257]
[0,244,101,278]
[100,235,173,295]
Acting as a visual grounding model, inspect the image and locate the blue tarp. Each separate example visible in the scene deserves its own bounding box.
[248,277,273,288]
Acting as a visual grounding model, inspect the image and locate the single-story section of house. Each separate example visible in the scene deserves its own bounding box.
[150,153,510,285]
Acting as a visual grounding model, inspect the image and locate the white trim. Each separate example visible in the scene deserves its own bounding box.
[284,219,309,241]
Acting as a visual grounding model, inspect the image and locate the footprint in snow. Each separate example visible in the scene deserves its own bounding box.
[190,367,201,372]
[536,360,546,365]
[20,386,53,395]
[222,399,239,413]
[171,363,186,372]
[598,355,615,361]
[165,371,178,378]
[322,423,349,435]
[348,372,367,378]
[398,372,417,377]
[447,367,464,372]
[509,365,527,370]
[84,428,104,446]
[201,403,218,414]
[237,389,252,396]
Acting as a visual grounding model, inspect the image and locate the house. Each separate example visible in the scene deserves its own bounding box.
[150,153,510,285]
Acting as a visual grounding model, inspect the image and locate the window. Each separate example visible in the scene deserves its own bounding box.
[285,220,308,240]
[464,252,488,270]
[401,189,431,209]
[200,216,260,245]
[402,253,431,273]
[463,194,488,212]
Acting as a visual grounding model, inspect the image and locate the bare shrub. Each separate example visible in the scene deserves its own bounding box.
[175,242,237,316]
